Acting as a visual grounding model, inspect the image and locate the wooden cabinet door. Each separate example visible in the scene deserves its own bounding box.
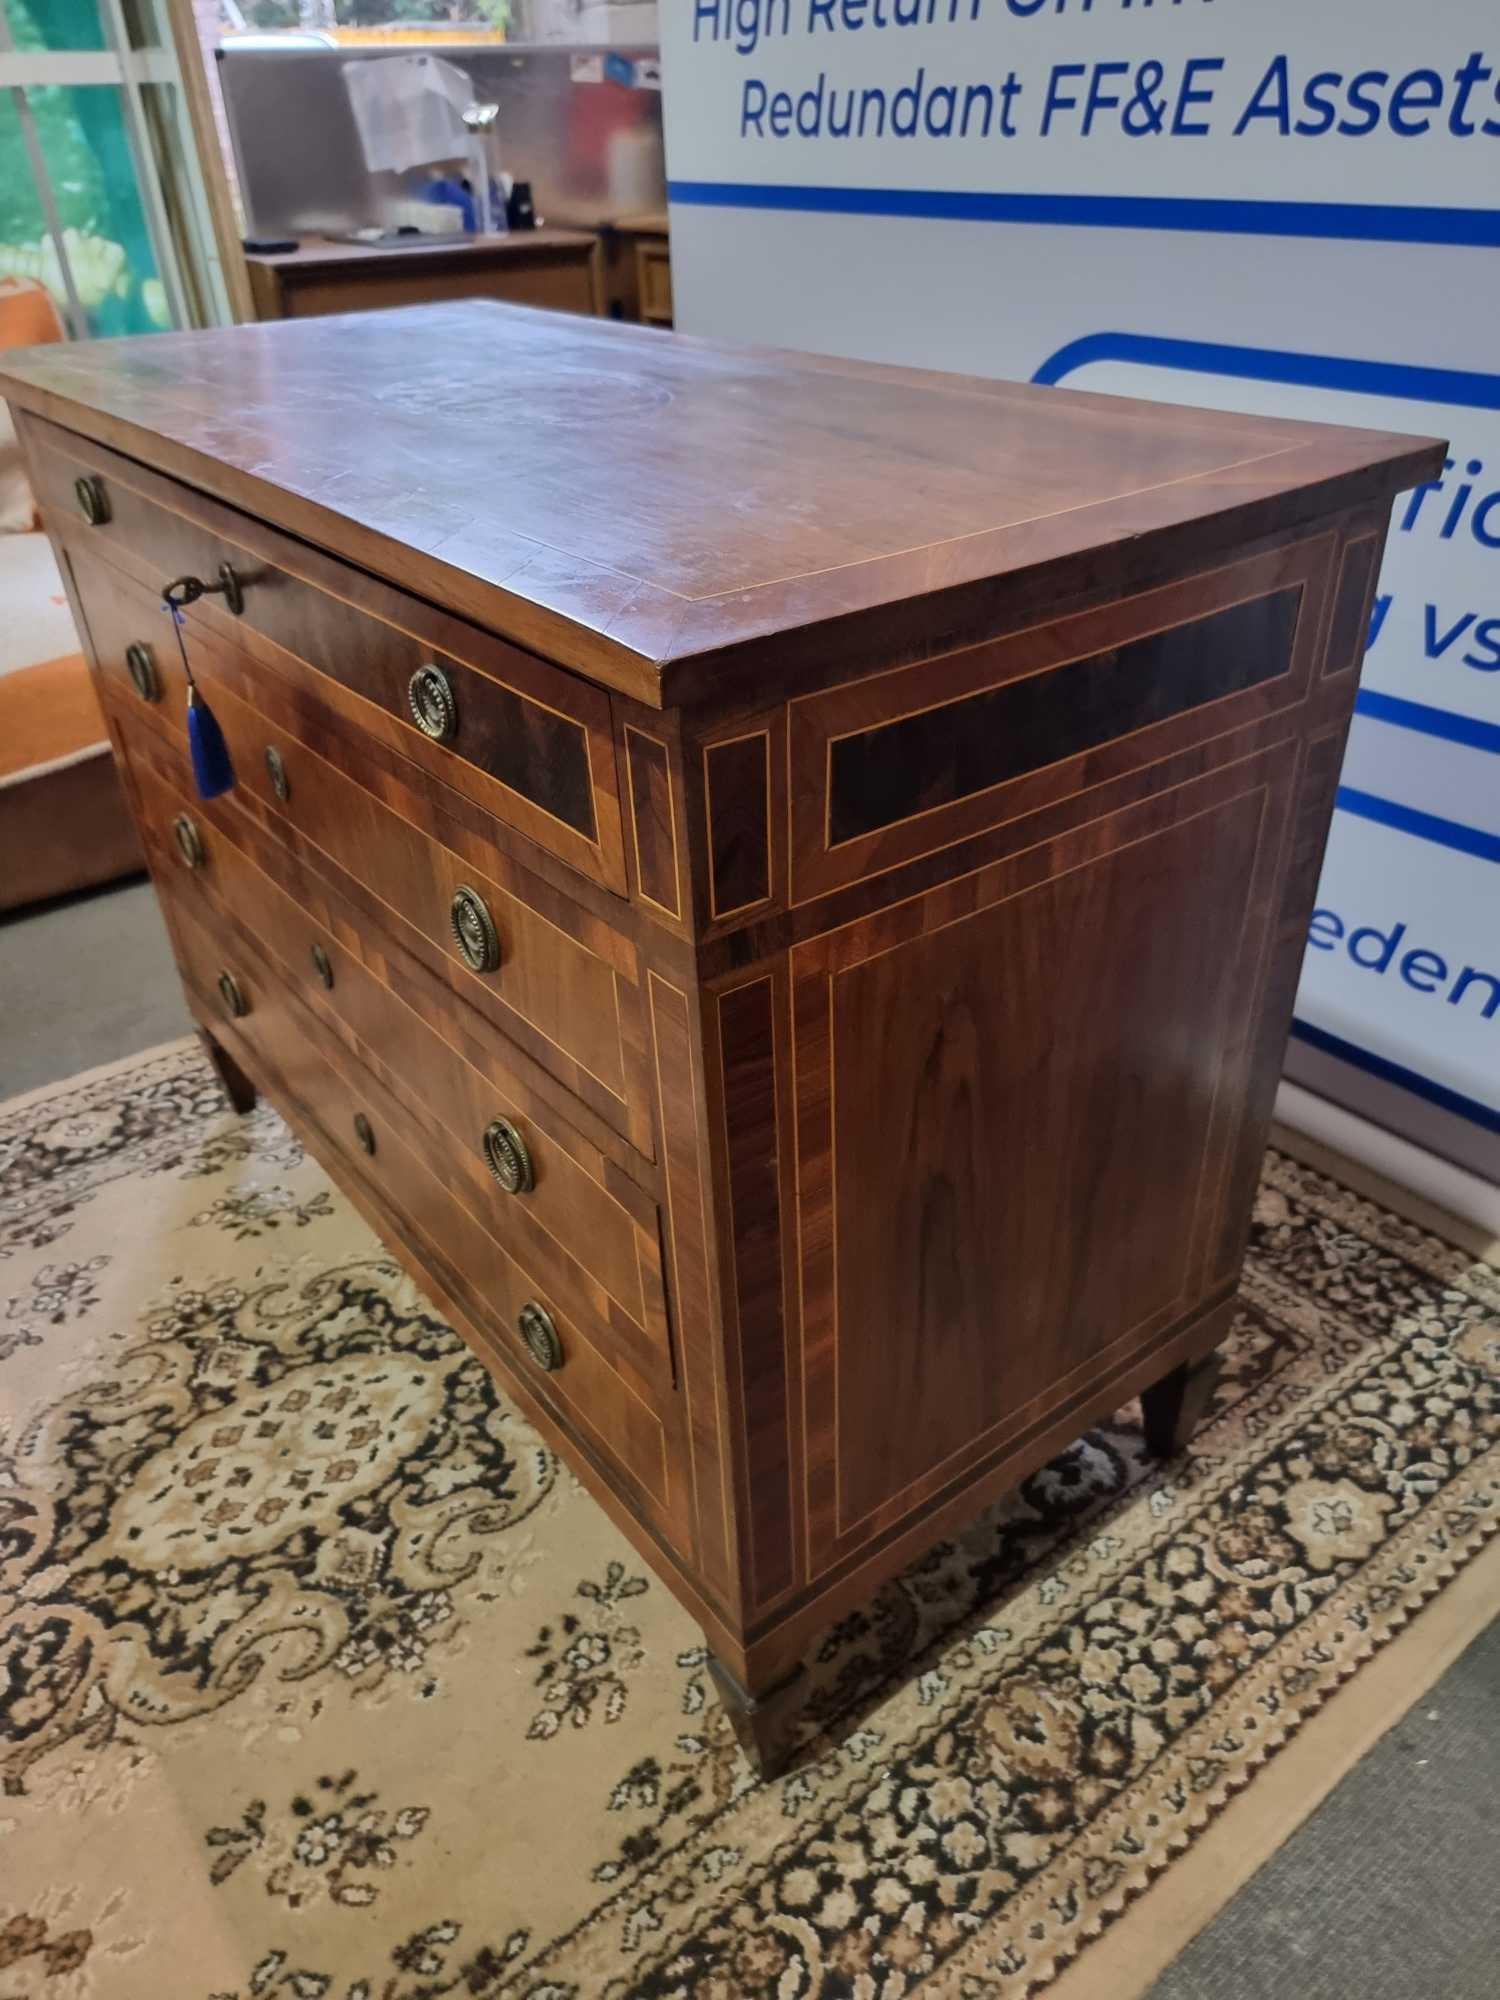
[790,741,1300,1577]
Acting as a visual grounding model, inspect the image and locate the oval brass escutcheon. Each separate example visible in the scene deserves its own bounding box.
[74,473,108,526]
[449,884,500,973]
[173,813,205,870]
[353,1111,376,1156]
[518,1301,562,1372]
[310,942,334,989]
[218,561,245,616]
[217,969,248,1018]
[481,1116,534,1195]
[125,641,160,702]
[408,663,457,743]
[264,745,289,802]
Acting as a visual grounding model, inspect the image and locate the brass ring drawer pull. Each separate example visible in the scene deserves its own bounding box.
[449,884,500,973]
[125,641,160,702]
[217,969,248,1018]
[408,663,457,743]
[265,745,290,802]
[518,1301,562,1372]
[482,1116,534,1195]
[310,942,334,989]
[173,814,205,870]
[74,474,109,526]
[353,1111,376,1156]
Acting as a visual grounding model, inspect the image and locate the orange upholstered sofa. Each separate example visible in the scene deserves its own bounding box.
[1,280,141,910]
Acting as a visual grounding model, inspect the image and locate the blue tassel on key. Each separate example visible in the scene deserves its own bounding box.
[186,679,235,799]
[164,597,235,799]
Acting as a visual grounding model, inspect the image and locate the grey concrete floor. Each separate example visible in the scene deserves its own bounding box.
[1146,1618,1500,2000]
[1,876,1495,1995]
[0,873,189,1097]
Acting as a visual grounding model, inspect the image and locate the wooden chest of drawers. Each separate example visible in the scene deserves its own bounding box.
[1,305,1442,1774]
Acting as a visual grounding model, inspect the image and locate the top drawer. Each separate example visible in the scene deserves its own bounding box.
[25,415,627,895]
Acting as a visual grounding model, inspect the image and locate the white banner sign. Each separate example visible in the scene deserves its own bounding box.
[661,0,1500,1177]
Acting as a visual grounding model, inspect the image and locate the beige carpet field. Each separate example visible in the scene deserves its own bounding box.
[1,1038,1496,1999]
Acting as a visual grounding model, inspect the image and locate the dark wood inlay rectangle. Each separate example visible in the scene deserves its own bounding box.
[1324,532,1381,679]
[706,732,771,917]
[458,675,596,840]
[718,978,793,1605]
[828,585,1302,848]
[625,726,680,916]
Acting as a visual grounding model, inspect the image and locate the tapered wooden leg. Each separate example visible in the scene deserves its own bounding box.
[706,1652,806,1781]
[198,1027,257,1115]
[1141,1346,1224,1458]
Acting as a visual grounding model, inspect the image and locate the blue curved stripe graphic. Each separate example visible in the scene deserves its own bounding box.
[1031,332,1500,408]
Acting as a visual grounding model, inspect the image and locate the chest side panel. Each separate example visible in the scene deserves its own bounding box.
[798,755,1291,1559]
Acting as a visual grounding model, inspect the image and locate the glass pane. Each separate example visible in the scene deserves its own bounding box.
[141,76,220,322]
[6,0,108,58]
[0,92,49,257]
[0,82,169,333]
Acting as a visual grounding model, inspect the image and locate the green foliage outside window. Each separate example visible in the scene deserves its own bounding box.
[234,0,511,33]
[0,0,167,333]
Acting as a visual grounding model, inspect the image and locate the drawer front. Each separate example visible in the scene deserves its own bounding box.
[30,416,627,893]
[785,532,1338,903]
[132,748,671,1385]
[164,890,677,1526]
[85,563,654,1154]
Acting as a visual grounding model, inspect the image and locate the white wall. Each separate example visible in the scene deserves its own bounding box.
[660,2,1500,1185]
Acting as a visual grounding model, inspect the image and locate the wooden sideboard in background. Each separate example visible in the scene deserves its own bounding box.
[244,229,604,321]
[607,211,673,326]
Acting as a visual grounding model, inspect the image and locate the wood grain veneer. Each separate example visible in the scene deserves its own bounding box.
[0,302,1440,706]
[2,308,1443,1774]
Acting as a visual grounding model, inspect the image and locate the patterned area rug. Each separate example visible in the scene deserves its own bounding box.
[2,1040,1496,2000]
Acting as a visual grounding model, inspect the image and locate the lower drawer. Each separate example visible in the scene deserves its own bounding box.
[131,746,672,1388]
[164,888,680,1529]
